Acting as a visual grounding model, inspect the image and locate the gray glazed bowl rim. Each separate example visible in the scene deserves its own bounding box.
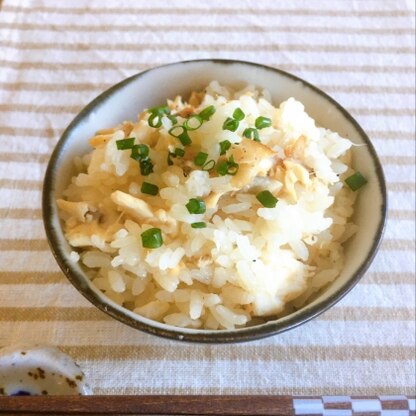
[43,59,387,343]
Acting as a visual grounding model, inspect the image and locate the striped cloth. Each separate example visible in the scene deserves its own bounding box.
[0,0,415,396]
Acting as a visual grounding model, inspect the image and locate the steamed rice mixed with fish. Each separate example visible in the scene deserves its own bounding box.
[57,81,362,330]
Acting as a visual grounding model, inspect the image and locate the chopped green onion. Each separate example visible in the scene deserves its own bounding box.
[130,144,153,176]
[216,161,229,176]
[243,128,260,142]
[130,153,141,162]
[168,125,186,137]
[191,222,207,229]
[141,182,159,196]
[130,144,149,161]
[255,116,272,129]
[198,105,216,121]
[233,107,245,121]
[216,155,239,176]
[168,126,192,146]
[202,160,216,171]
[222,117,239,132]
[148,105,169,115]
[256,190,278,208]
[167,148,184,165]
[139,158,154,176]
[133,144,150,159]
[345,171,367,191]
[167,152,175,166]
[178,131,192,146]
[184,115,203,131]
[148,113,163,128]
[148,106,173,128]
[116,137,135,150]
[194,152,208,167]
[227,158,239,175]
[186,198,206,214]
[167,114,178,125]
[174,147,185,157]
[141,228,163,249]
[219,140,231,155]
[130,152,141,162]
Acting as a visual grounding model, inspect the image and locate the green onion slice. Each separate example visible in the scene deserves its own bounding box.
[168,126,192,146]
[174,147,185,157]
[216,161,229,176]
[216,155,239,176]
[184,115,203,131]
[141,228,163,249]
[191,222,207,229]
[194,152,208,167]
[186,198,206,214]
[202,160,216,171]
[116,137,135,150]
[222,117,239,132]
[233,107,245,121]
[219,140,231,155]
[198,105,216,121]
[226,155,239,175]
[167,114,178,125]
[256,190,278,208]
[130,144,149,161]
[167,152,175,166]
[147,106,172,128]
[243,128,260,142]
[148,113,163,128]
[139,158,154,176]
[141,182,159,196]
[167,148,184,165]
[168,125,186,137]
[345,171,367,191]
[148,105,170,115]
[178,131,192,146]
[255,116,272,130]
[130,144,153,176]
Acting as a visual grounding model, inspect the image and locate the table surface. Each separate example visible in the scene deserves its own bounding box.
[0,0,415,396]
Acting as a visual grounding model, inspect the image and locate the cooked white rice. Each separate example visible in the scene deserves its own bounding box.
[57,81,358,330]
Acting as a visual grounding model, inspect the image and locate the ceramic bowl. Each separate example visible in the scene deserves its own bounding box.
[43,59,387,343]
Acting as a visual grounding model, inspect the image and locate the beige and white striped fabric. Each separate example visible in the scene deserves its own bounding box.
[0,0,415,395]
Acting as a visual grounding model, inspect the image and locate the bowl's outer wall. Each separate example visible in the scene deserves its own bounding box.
[43,59,387,343]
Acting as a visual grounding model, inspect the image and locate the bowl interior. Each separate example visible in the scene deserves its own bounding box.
[43,60,386,342]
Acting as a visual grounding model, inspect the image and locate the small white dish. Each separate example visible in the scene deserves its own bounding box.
[0,344,91,396]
